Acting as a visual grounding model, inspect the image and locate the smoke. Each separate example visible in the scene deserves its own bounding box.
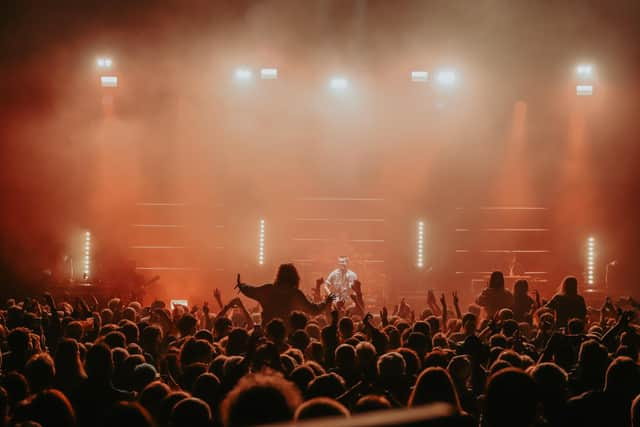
[1,1,639,298]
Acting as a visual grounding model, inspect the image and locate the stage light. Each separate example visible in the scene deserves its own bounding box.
[100,76,118,88]
[96,57,113,69]
[260,68,278,80]
[258,219,265,265]
[234,67,253,82]
[586,236,595,285]
[411,71,429,82]
[576,64,594,79]
[435,69,457,87]
[329,76,349,91]
[576,84,593,96]
[83,231,91,279]
[417,221,425,269]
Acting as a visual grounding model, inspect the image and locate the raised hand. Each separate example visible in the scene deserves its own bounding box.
[452,291,459,307]
[440,293,447,308]
[203,301,210,316]
[331,309,339,325]
[427,290,436,306]
[352,280,362,294]
[214,288,221,301]
[363,312,373,325]
[380,306,388,321]
[315,277,324,289]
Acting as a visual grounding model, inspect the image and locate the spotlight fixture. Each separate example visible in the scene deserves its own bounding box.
[234,67,253,82]
[575,64,594,79]
[411,71,429,82]
[576,84,593,96]
[84,231,91,279]
[260,68,278,80]
[100,76,118,88]
[586,236,595,285]
[96,57,113,69]
[417,221,425,269]
[329,76,349,91]
[435,69,457,87]
[258,219,265,265]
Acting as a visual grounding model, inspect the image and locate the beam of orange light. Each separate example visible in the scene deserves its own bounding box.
[556,107,594,227]
[491,101,532,206]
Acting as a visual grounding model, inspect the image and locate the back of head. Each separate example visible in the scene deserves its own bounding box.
[274,263,300,289]
[55,338,83,376]
[0,386,6,420]
[409,367,460,411]
[485,368,537,427]
[306,373,347,399]
[376,352,406,380]
[489,271,505,290]
[294,397,349,420]
[334,344,357,370]
[169,397,212,427]
[133,363,159,392]
[289,311,308,331]
[513,279,528,296]
[338,317,354,339]
[192,373,221,409]
[412,321,431,338]
[3,372,28,409]
[177,314,197,337]
[397,347,421,378]
[447,355,471,383]
[567,318,585,335]
[289,330,310,352]
[289,365,315,394]
[103,330,127,349]
[632,394,640,427]
[24,389,76,427]
[7,327,30,354]
[528,362,568,400]
[85,343,113,382]
[406,332,429,356]
[24,353,55,393]
[355,340,376,364]
[105,402,152,427]
[353,395,392,413]
[158,392,190,427]
[561,276,578,296]
[221,372,302,427]
[266,318,287,343]
[139,381,171,418]
[604,356,640,397]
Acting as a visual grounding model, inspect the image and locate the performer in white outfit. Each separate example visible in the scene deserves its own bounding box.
[324,256,358,305]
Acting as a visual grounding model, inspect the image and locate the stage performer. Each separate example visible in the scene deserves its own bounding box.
[324,256,358,306]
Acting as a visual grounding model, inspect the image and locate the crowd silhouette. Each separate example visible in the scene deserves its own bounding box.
[0,264,639,427]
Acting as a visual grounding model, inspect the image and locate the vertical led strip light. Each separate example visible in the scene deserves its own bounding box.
[417,221,425,269]
[258,219,265,265]
[586,236,595,285]
[84,231,91,279]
